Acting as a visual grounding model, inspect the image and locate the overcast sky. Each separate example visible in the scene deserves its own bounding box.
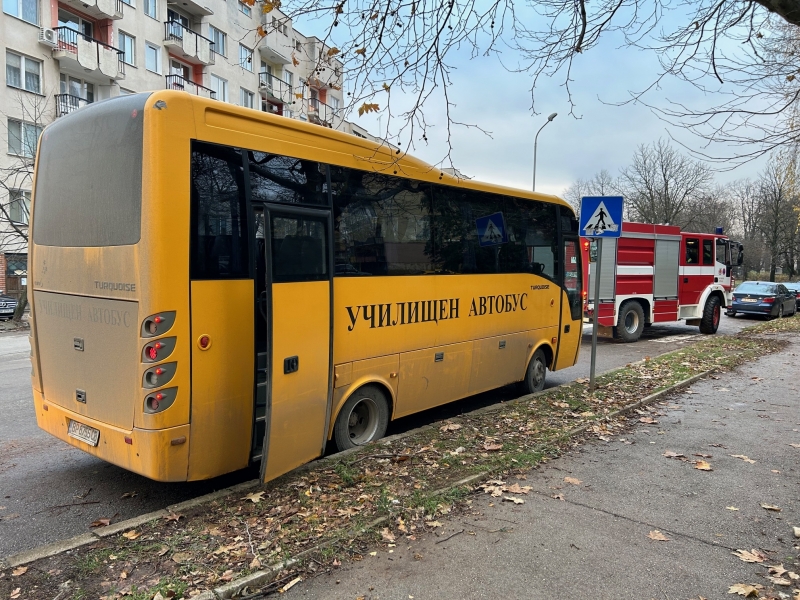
[306,7,775,199]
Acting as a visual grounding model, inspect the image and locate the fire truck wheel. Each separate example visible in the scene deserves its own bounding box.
[522,348,547,394]
[700,296,722,334]
[334,385,390,451]
[616,301,645,342]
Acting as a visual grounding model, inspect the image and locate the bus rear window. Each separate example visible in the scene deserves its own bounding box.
[33,94,148,247]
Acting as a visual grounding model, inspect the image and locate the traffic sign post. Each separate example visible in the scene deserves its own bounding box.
[580,196,624,393]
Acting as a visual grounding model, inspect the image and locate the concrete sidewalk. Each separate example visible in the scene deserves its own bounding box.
[291,336,800,600]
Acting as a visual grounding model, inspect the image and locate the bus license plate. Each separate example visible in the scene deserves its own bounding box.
[68,420,100,447]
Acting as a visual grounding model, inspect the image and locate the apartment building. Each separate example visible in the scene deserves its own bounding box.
[0,0,374,300]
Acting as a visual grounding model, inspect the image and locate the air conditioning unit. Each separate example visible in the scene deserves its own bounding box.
[268,104,279,113]
[39,28,58,47]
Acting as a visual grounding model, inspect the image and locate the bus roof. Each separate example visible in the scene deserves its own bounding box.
[164,91,572,210]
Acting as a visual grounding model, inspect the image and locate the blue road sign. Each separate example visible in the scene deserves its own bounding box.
[476,212,508,247]
[580,196,624,238]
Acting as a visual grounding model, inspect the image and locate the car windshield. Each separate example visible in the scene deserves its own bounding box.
[736,282,777,294]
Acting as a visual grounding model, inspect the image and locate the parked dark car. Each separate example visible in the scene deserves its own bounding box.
[785,282,800,311]
[727,281,797,319]
[0,292,18,321]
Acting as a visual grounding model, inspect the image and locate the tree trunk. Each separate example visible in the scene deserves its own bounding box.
[769,260,777,282]
[12,288,27,324]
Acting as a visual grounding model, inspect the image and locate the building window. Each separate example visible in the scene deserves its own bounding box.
[119,32,135,66]
[60,74,94,101]
[145,42,160,73]
[240,88,254,109]
[58,8,92,37]
[5,51,41,94]
[3,0,37,24]
[295,40,302,51]
[210,74,228,102]
[284,70,293,87]
[144,0,156,18]
[8,190,30,225]
[120,0,133,6]
[239,44,253,71]
[330,96,340,111]
[7,119,42,158]
[209,25,226,56]
[238,1,250,16]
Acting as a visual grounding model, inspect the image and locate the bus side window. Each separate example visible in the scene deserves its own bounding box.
[190,142,249,279]
[247,152,328,206]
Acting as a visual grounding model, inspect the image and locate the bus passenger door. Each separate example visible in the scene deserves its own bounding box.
[259,207,332,483]
[555,236,583,370]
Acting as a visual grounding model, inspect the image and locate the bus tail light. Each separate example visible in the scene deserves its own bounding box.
[141,311,176,337]
[143,362,177,388]
[144,387,177,413]
[142,337,176,363]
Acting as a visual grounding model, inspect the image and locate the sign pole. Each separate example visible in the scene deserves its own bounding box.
[589,238,603,394]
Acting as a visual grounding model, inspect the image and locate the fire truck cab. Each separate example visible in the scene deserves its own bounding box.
[582,222,743,342]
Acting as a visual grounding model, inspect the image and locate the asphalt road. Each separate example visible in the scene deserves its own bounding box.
[0,315,755,558]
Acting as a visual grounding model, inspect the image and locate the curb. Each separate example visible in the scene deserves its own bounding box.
[0,363,711,572]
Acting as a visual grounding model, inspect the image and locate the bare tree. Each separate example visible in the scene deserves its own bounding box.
[254,0,800,164]
[561,169,617,214]
[754,153,799,280]
[616,140,713,228]
[0,91,50,322]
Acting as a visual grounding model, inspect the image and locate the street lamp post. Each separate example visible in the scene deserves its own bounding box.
[532,112,558,192]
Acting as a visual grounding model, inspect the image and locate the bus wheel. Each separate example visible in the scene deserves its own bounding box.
[700,296,721,334]
[616,301,645,342]
[522,348,547,394]
[334,385,390,451]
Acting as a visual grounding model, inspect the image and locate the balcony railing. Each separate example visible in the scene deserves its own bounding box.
[164,21,215,65]
[258,71,293,103]
[55,94,90,117]
[54,27,125,77]
[308,97,338,127]
[165,74,216,99]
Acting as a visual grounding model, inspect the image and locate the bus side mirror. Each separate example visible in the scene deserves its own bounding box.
[737,247,744,266]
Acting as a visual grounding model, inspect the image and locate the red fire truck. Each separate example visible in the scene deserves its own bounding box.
[581,222,744,342]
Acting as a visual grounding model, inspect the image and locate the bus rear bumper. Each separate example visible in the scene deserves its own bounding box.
[33,389,190,482]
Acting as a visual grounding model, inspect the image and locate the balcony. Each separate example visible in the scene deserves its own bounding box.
[258,72,293,104]
[308,98,338,128]
[59,0,123,20]
[55,94,90,118]
[258,39,291,65]
[165,75,216,99]
[53,27,125,82]
[164,22,214,66]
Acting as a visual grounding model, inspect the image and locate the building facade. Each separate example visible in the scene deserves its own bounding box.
[1,0,372,300]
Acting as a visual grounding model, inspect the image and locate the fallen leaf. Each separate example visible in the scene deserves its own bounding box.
[766,576,791,586]
[726,506,740,511]
[503,496,524,504]
[732,549,766,563]
[760,503,781,512]
[427,521,443,528]
[767,564,787,577]
[368,551,377,556]
[693,453,712,458]
[663,451,686,459]
[483,443,503,451]
[381,528,395,542]
[575,377,589,384]
[249,557,261,569]
[242,491,265,504]
[730,455,756,464]
[793,526,800,538]
[332,558,341,567]
[120,491,137,499]
[10,588,20,599]
[694,460,713,471]
[506,483,531,494]
[157,546,169,556]
[172,552,192,564]
[727,583,759,597]
[119,571,128,580]
[788,572,799,580]
[564,477,582,485]
[439,423,461,432]
[122,530,141,540]
[397,517,408,533]
[640,417,658,424]
[751,376,763,381]
[163,512,183,522]
[790,443,800,449]
[11,567,27,577]
[647,530,669,541]
[91,518,112,528]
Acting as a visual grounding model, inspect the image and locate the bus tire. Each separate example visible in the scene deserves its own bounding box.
[700,296,721,334]
[522,348,547,394]
[334,385,390,452]
[616,301,645,342]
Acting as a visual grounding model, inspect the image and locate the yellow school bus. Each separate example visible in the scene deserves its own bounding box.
[28,91,583,483]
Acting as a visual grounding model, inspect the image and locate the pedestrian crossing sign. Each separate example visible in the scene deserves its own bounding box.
[579,196,624,238]
[476,212,508,247]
